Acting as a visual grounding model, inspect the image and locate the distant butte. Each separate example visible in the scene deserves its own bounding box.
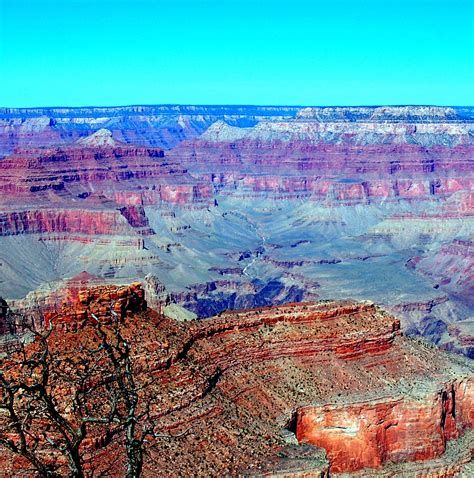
[76,128,122,147]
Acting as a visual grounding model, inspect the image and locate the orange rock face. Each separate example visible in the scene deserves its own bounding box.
[45,282,147,330]
[296,380,474,472]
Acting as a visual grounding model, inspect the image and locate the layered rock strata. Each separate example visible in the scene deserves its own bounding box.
[2,285,471,477]
[0,106,473,358]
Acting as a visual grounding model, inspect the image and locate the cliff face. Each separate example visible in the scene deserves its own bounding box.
[1,285,472,477]
[296,380,473,473]
[0,142,208,206]
[0,209,131,236]
[0,107,472,358]
[0,136,211,241]
[169,140,473,204]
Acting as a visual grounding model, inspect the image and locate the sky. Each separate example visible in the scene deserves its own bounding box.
[0,0,472,107]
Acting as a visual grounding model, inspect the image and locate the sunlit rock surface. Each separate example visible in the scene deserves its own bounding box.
[1,285,472,476]
[0,105,472,357]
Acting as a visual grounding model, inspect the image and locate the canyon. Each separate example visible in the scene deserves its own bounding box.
[0,105,472,359]
[1,283,472,477]
[0,103,473,474]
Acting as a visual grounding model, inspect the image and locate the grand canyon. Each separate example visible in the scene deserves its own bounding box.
[0,104,473,476]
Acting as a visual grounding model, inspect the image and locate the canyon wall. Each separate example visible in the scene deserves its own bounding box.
[0,105,472,358]
[296,380,473,473]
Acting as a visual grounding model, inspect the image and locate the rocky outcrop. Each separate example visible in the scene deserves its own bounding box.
[296,381,473,472]
[48,282,146,329]
[76,128,121,147]
[2,287,472,477]
[141,273,168,312]
[161,299,472,476]
[334,431,474,477]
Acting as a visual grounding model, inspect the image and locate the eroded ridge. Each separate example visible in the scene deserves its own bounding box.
[0,285,472,477]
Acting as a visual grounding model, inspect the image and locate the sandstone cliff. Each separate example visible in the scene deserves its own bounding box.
[0,106,472,359]
[1,285,471,477]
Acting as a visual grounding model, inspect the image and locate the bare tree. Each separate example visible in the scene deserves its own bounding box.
[0,317,89,477]
[91,309,189,478]
[0,305,188,478]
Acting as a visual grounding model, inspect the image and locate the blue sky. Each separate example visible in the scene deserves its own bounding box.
[0,0,472,107]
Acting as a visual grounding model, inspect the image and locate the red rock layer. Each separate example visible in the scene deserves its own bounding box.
[2,286,471,477]
[0,208,131,236]
[0,144,212,207]
[168,140,474,202]
[0,140,215,240]
[296,380,473,472]
[2,137,472,213]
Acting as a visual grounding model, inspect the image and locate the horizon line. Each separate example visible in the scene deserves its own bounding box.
[0,103,472,111]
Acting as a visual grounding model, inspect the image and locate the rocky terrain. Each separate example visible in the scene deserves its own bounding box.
[1,105,472,157]
[0,105,472,359]
[1,283,472,477]
[0,105,301,154]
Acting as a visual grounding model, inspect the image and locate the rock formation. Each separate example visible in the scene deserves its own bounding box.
[1,284,472,477]
[47,282,147,329]
[0,105,472,358]
[76,128,121,147]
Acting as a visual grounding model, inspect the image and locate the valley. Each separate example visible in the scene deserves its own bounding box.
[0,105,472,358]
